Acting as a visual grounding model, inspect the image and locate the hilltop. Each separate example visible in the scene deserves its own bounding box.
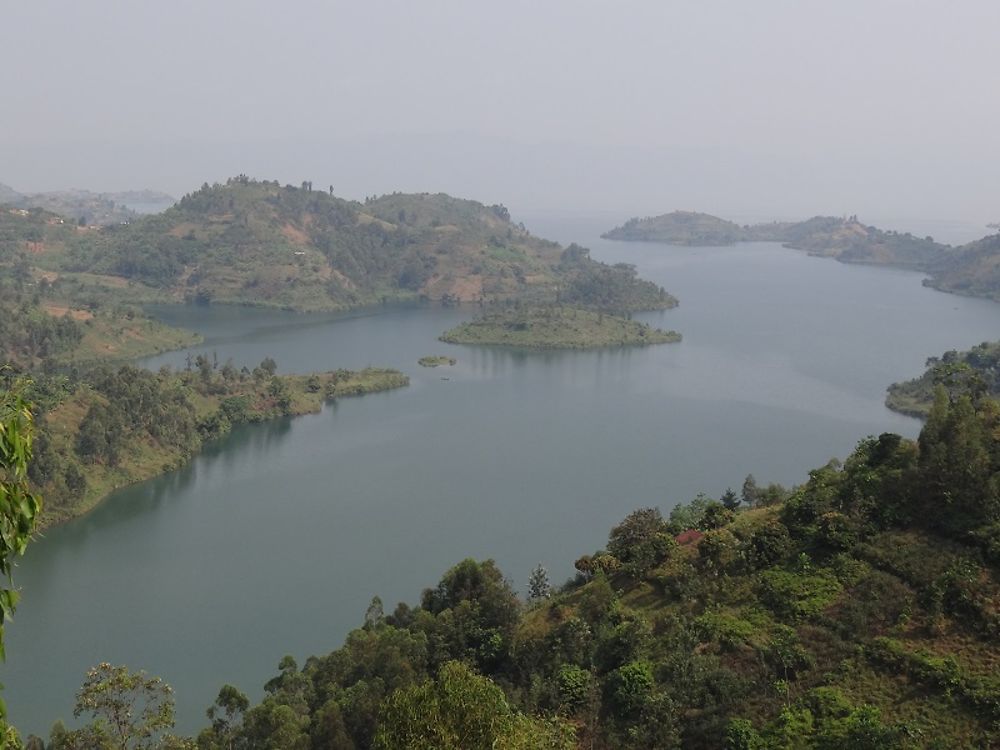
[14,177,673,313]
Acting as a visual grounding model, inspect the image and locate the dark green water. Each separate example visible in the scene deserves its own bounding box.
[8,219,1000,737]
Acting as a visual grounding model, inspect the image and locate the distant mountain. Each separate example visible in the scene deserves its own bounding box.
[31,177,673,312]
[603,211,1000,302]
[103,189,175,206]
[0,182,22,204]
[0,183,176,225]
[604,211,948,267]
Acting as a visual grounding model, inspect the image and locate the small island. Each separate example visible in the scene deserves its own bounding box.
[439,305,681,349]
[418,355,457,367]
[602,211,750,246]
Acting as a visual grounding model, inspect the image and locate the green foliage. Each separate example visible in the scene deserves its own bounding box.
[746,520,793,570]
[555,664,592,710]
[725,718,765,750]
[557,249,676,313]
[527,564,551,601]
[419,559,520,672]
[759,568,843,621]
[439,304,680,350]
[373,661,573,750]
[606,660,654,716]
[43,178,676,314]
[888,345,1000,417]
[0,302,83,366]
[669,493,712,530]
[32,364,407,526]
[67,663,177,749]
[607,507,676,578]
[698,528,740,573]
[918,389,1000,532]
[0,382,42,742]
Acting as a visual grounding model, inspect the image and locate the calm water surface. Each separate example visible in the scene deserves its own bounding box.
[7,218,1000,736]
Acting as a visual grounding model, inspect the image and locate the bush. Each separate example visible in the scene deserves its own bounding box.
[607,508,675,578]
[746,520,793,570]
[556,664,591,710]
[607,660,654,716]
[759,568,843,621]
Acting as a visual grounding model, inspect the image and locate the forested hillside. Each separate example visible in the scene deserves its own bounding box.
[8,177,670,313]
[15,360,407,528]
[887,340,1000,417]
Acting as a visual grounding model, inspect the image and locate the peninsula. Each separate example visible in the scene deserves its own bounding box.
[605,211,1000,303]
[886,340,1000,417]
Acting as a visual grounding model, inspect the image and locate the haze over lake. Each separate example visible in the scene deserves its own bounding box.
[6,216,1000,735]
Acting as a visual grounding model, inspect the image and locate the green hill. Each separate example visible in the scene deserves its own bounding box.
[39,177,672,313]
[773,216,946,268]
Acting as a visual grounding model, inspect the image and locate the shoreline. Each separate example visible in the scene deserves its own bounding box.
[35,368,409,531]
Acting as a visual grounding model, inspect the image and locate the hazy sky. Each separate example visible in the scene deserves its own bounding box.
[3,0,998,225]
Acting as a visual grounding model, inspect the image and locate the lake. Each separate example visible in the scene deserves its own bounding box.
[7,217,1000,737]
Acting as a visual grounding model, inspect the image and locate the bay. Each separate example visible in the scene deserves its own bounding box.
[6,216,1000,737]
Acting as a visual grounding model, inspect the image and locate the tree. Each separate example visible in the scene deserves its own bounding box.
[527,564,551,601]
[364,596,385,630]
[68,663,177,749]
[720,488,740,511]
[202,685,249,750]
[0,382,42,744]
[607,508,675,578]
[741,474,760,508]
[373,661,573,750]
[258,358,278,377]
